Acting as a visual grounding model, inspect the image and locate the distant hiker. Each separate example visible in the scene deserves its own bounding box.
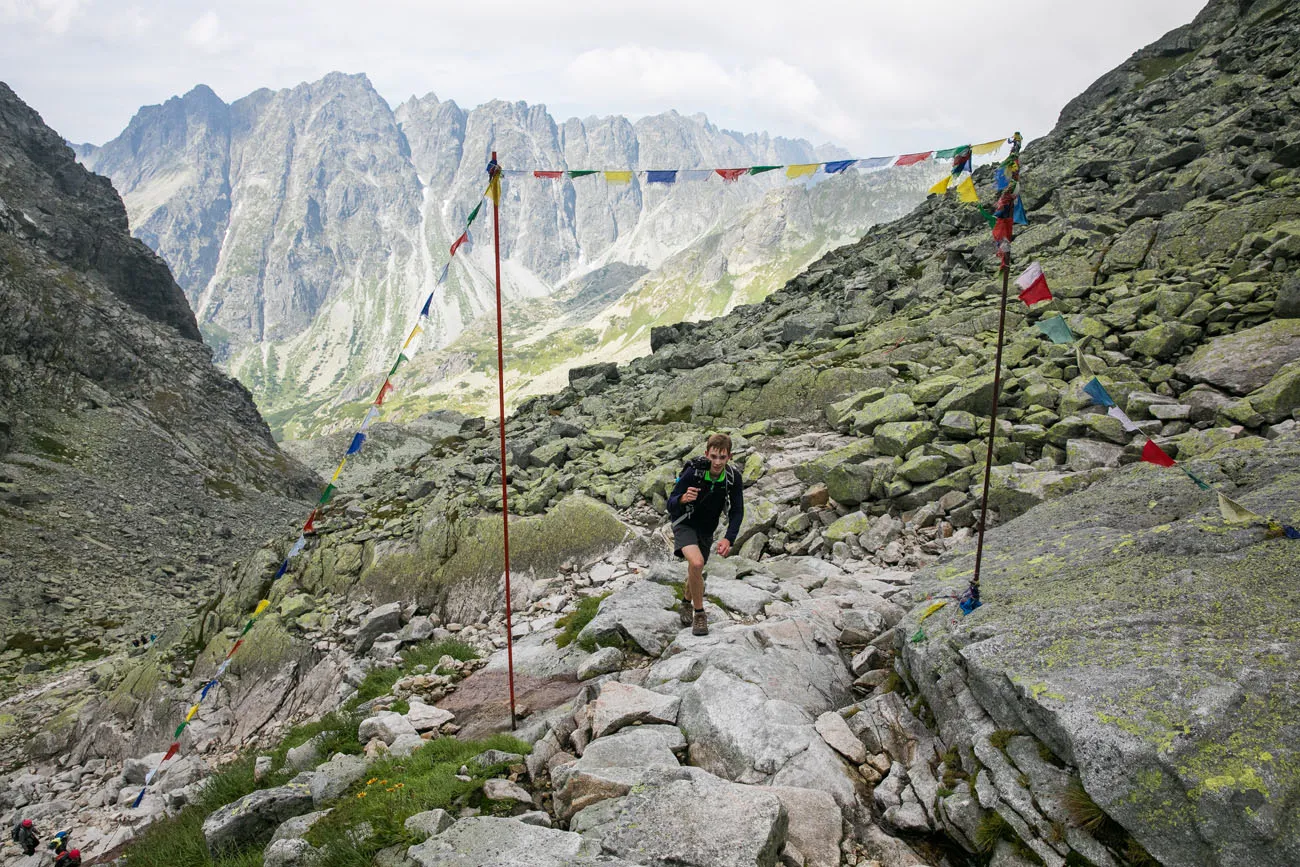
[54,848,82,866]
[49,829,70,854]
[11,819,39,855]
[666,433,744,636]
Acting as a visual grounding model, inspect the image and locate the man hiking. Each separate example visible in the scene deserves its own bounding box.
[666,433,744,635]
[11,819,39,855]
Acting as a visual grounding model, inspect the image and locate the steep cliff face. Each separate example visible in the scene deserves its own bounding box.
[78,78,931,431]
[0,82,317,705]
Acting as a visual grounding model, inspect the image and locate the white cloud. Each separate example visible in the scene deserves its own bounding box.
[0,0,89,34]
[185,9,222,51]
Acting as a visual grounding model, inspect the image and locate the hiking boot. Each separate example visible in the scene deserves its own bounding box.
[679,599,693,627]
[692,609,709,636]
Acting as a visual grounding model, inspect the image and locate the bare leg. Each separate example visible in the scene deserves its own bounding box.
[682,545,706,609]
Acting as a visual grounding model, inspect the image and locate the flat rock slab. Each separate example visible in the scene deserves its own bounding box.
[571,767,788,867]
[553,726,686,818]
[436,670,579,741]
[707,578,776,616]
[588,681,681,738]
[1176,319,1300,395]
[407,816,641,867]
[758,786,843,867]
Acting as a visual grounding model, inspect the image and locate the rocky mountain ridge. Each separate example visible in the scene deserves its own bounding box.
[76,77,939,436]
[0,81,318,706]
[4,0,1300,864]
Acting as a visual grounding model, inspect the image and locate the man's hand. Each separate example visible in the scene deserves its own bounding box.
[715,538,732,557]
[680,486,701,504]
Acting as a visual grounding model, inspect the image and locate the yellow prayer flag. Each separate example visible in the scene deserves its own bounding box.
[786,163,818,179]
[403,325,424,349]
[185,704,199,722]
[928,175,951,196]
[918,600,948,622]
[486,173,501,205]
[331,459,347,483]
[972,138,1006,155]
[1218,492,1261,524]
[604,171,633,184]
[956,175,979,203]
[1075,344,1094,377]
[253,599,270,616]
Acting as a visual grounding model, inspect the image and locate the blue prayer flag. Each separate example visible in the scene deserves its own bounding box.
[1014,196,1028,226]
[1035,315,1074,344]
[1083,378,1116,407]
[646,170,677,184]
[200,680,217,699]
[274,561,289,579]
[132,788,146,808]
[824,159,855,174]
[419,293,433,318]
[347,433,366,456]
[1286,525,1300,540]
[995,167,1008,190]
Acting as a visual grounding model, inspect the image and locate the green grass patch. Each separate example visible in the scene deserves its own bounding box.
[349,639,480,707]
[555,593,609,651]
[305,734,531,864]
[1064,776,1106,832]
[989,728,1020,751]
[266,711,363,778]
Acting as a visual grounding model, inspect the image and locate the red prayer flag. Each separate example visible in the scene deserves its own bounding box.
[1018,279,1052,306]
[715,168,747,182]
[1141,440,1176,467]
[533,171,563,179]
[893,151,933,166]
[226,639,244,659]
[992,217,1015,243]
[162,742,180,762]
[376,379,394,406]
[303,510,317,534]
[449,231,469,256]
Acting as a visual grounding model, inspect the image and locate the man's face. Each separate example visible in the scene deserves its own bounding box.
[705,447,730,472]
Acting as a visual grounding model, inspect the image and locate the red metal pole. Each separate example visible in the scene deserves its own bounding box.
[490,151,517,729]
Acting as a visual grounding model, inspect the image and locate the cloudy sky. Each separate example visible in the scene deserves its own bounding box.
[4,0,1205,156]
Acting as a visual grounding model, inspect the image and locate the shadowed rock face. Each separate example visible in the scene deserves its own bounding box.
[0,82,200,341]
[0,82,318,725]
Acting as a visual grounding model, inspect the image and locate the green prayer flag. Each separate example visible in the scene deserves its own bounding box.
[934,146,968,159]
[466,202,482,226]
[977,205,997,228]
[567,170,597,178]
[748,165,781,175]
[319,484,336,506]
[242,619,256,635]
[175,722,188,738]
[1182,467,1212,491]
[1035,315,1074,344]
[388,353,408,377]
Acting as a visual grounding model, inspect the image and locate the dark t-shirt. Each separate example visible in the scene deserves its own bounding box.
[666,463,744,541]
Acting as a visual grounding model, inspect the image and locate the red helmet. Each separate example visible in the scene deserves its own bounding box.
[21,819,32,827]
[70,850,80,857]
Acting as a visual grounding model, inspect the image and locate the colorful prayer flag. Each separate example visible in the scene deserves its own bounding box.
[175,721,188,737]
[568,170,597,178]
[1141,440,1176,467]
[977,205,996,228]
[242,618,256,635]
[1076,344,1094,377]
[466,202,482,226]
[288,535,306,558]
[144,769,156,785]
[436,263,449,284]
[1016,262,1051,304]
[534,170,563,179]
[450,231,469,256]
[419,293,433,318]
[330,460,345,483]
[856,156,892,169]
[131,788,146,809]
[185,705,199,722]
[1082,377,1116,407]
[163,742,180,762]
[487,172,501,205]
[1108,406,1141,432]
[716,168,747,182]
[376,378,395,405]
[918,600,948,621]
[894,151,933,166]
[347,433,366,456]
[995,167,1009,190]
[748,165,781,175]
[274,561,288,580]
[604,171,633,184]
[678,170,712,182]
[972,138,1005,155]
[934,146,964,159]
[389,353,409,376]
[1036,315,1074,344]
[254,599,270,616]
[786,163,818,178]
[199,680,217,699]
[303,511,317,534]
[318,483,337,505]
[1181,467,1212,491]
[955,175,979,202]
[993,216,1014,243]
[226,639,244,659]
[824,159,856,174]
[1219,492,1260,523]
[360,406,380,432]
[646,170,677,184]
[1014,196,1028,226]
[928,175,951,196]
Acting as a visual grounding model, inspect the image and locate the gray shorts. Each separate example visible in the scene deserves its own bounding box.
[673,524,713,563]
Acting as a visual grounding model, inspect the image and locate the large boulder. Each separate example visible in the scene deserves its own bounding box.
[570,766,789,867]
[407,816,640,866]
[901,433,1300,867]
[577,581,682,657]
[355,602,403,653]
[1176,319,1300,395]
[588,681,681,739]
[202,781,314,858]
